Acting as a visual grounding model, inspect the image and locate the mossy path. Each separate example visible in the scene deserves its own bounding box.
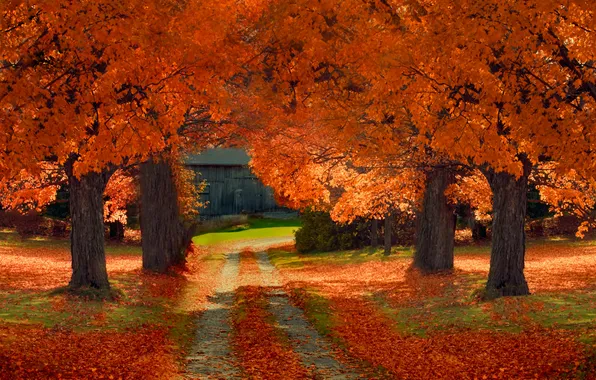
[186,246,359,379]
[256,252,359,379]
[187,252,241,379]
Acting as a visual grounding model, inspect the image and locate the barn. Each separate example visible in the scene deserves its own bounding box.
[185,148,282,218]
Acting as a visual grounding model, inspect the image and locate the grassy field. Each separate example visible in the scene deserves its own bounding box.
[193,217,301,246]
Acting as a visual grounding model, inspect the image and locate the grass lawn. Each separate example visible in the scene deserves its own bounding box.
[0,228,142,255]
[193,217,301,246]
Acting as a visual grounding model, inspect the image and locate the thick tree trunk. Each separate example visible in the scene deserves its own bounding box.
[371,219,379,248]
[414,166,456,273]
[140,158,186,273]
[484,160,531,298]
[68,170,111,289]
[384,214,392,256]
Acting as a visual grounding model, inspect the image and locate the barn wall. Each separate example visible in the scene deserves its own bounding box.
[189,165,279,217]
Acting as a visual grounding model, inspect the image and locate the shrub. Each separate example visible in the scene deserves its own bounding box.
[0,210,16,228]
[194,214,249,235]
[295,210,370,253]
[0,210,69,238]
[10,211,45,237]
[50,219,69,237]
[526,215,583,238]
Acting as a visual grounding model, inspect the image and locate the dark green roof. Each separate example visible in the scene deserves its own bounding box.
[185,148,250,166]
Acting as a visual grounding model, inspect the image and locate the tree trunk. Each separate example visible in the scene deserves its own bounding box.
[414,166,456,273]
[471,220,487,241]
[462,204,487,242]
[484,159,531,298]
[140,158,186,273]
[384,214,392,256]
[68,169,111,289]
[109,221,125,241]
[371,219,379,248]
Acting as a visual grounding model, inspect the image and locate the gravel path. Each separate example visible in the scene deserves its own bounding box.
[227,236,294,253]
[187,252,241,379]
[256,252,359,379]
[186,242,359,379]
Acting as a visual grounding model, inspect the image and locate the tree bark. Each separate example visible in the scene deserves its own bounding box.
[68,169,111,289]
[484,159,531,298]
[140,158,187,273]
[371,219,379,248]
[384,213,392,256]
[414,166,456,273]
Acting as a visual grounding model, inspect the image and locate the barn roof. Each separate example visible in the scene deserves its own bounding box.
[185,148,251,166]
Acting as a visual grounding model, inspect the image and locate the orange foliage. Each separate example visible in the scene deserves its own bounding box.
[171,158,205,220]
[446,171,493,221]
[0,165,63,212]
[535,165,596,237]
[242,0,596,225]
[0,0,256,232]
[0,0,246,178]
[249,131,424,222]
[0,0,253,288]
[104,170,137,224]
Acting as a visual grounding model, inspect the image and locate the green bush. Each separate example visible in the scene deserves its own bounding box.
[295,210,370,253]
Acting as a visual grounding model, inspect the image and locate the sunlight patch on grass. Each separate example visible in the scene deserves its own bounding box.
[0,267,191,332]
[0,229,142,255]
[0,230,69,250]
[268,246,412,269]
[105,245,142,256]
[525,293,596,329]
[0,292,107,329]
[194,226,298,245]
[107,304,165,327]
[193,218,301,246]
[371,292,498,336]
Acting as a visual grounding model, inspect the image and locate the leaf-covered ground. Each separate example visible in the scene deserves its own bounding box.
[2,228,595,378]
[0,229,224,379]
[271,239,596,378]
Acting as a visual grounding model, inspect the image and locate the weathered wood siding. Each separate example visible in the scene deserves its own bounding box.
[190,165,279,217]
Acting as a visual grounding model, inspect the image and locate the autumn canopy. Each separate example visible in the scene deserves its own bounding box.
[1,0,595,300]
